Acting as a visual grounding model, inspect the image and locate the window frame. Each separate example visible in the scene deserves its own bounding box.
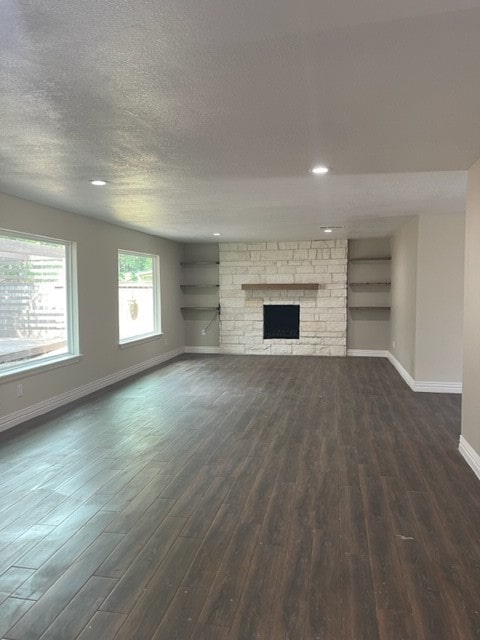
[117,249,161,345]
[0,228,79,379]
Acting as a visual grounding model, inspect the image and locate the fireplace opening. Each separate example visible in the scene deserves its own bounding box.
[264,304,300,339]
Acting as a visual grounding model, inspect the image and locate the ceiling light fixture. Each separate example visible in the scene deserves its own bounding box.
[324,228,333,233]
[213,232,221,236]
[311,165,329,175]
[90,179,107,186]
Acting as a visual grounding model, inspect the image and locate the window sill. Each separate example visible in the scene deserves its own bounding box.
[118,333,164,349]
[0,354,83,382]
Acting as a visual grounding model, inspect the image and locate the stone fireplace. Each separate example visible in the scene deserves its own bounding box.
[219,240,347,356]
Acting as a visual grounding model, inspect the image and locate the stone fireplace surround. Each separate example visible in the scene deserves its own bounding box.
[219,240,347,356]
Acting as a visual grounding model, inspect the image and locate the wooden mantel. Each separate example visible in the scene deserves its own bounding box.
[241,283,320,290]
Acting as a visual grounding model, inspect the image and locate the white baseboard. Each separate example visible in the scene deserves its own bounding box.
[459,436,480,481]
[413,380,462,393]
[387,352,416,390]
[387,352,461,393]
[347,349,389,358]
[0,347,183,434]
[184,346,220,354]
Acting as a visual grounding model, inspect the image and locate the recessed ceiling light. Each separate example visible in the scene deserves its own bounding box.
[311,165,329,175]
[324,228,333,233]
[90,179,107,186]
[213,232,221,236]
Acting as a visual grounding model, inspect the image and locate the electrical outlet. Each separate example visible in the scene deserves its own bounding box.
[16,383,24,398]
[164,334,168,344]
[201,329,206,335]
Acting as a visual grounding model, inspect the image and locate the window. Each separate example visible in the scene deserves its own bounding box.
[0,230,78,376]
[118,251,160,343]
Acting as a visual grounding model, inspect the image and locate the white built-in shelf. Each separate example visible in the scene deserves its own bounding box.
[180,284,219,288]
[349,257,391,262]
[181,306,219,311]
[348,305,391,310]
[180,261,220,266]
[348,255,391,312]
[241,283,320,290]
[349,281,391,286]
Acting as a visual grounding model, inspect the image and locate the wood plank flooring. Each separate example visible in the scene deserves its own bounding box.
[0,354,479,639]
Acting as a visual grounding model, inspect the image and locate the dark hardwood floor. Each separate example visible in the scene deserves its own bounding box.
[0,354,479,640]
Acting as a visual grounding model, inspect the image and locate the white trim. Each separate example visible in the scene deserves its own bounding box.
[459,436,480,481]
[118,332,163,348]
[0,354,83,382]
[0,347,183,434]
[347,349,389,358]
[184,346,220,354]
[387,352,416,390]
[413,380,462,394]
[387,352,462,393]
[117,250,161,341]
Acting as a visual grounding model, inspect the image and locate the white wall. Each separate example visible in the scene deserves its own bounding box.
[390,217,418,376]
[0,192,184,428]
[462,158,480,459]
[415,214,464,383]
[390,214,464,389]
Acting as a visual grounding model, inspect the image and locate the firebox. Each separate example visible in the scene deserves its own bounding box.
[263,304,300,339]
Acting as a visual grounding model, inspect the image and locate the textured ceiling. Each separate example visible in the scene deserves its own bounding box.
[1,0,479,241]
